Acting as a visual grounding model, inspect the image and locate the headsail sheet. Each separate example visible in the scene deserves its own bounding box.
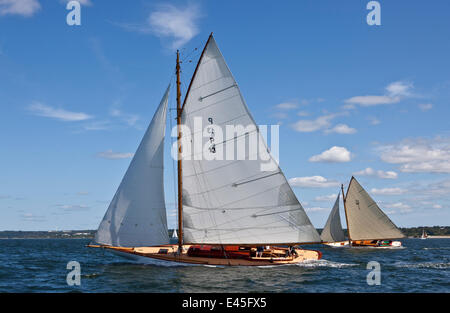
[321,194,346,242]
[180,36,321,244]
[95,86,170,247]
[345,177,405,241]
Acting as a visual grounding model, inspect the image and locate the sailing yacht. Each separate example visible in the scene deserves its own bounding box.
[420,228,428,239]
[342,177,405,248]
[88,33,323,265]
[320,193,349,247]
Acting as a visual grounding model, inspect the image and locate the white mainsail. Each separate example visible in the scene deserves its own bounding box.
[94,86,170,247]
[180,36,321,244]
[345,177,405,241]
[320,194,346,243]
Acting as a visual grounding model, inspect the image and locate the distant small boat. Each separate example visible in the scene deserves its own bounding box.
[171,229,178,239]
[342,177,405,248]
[420,228,428,240]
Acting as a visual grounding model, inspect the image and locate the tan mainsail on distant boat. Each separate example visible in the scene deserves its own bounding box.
[344,177,405,242]
[320,194,346,243]
[89,33,322,266]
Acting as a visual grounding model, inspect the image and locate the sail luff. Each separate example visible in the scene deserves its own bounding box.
[94,86,171,247]
[179,35,321,245]
[344,177,405,241]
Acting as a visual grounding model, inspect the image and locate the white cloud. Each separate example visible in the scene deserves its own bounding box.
[28,102,93,121]
[304,207,329,212]
[0,0,40,17]
[353,167,398,179]
[82,120,111,131]
[275,102,298,110]
[341,103,356,110]
[344,81,413,107]
[384,202,412,214]
[378,137,450,173]
[368,116,381,125]
[297,111,309,117]
[325,124,357,135]
[20,212,46,222]
[148,3,202,49]
[309,146,352,163]
[292,113,338,132]
[386,81,413,97]
[314,193,338,202]
[97,150,134,160]
[109,105,140,127]
[345,95,399,106]
[289,176,340,188]
[370,187,407,195]
[418,103,433,111]
[62,0,92,5]
[271,112,288,120]
[57,204,90,211]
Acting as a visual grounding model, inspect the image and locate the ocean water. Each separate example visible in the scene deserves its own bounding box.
[0,238,448,293]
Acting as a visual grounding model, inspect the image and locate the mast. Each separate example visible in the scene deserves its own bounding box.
[176,50,183,251]
[341,182,352,246]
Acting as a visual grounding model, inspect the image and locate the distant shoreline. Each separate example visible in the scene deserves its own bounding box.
[0,227,449,240]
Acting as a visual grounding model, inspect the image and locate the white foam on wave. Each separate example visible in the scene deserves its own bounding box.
[295,259,358,268]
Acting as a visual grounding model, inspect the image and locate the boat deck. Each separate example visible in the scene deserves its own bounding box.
[88,244,322,266]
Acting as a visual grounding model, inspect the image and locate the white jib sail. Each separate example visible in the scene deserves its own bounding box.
[345,177,405,241]
[180,36,321,244]
[320,193,346,243]
[95,86,170,247]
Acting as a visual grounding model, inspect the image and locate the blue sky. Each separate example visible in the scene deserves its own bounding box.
[0,0,449,231]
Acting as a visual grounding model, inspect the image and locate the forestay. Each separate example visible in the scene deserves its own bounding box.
[345,177,405,241]
[321,194,346,243]
[180,36,321,244]
[95,86,170,247]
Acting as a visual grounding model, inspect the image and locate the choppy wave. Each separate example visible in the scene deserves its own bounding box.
[395,262,450,269]
[423,247,450,250]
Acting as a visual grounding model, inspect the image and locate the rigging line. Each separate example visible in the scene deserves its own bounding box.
[184,94,240,117]
[183,169,279,198]
[232,171,281,187]
[188,75,229,93]
[251,208,305,218]
[199,84,237,101]
[186,209,304,235]
[183,203,294,212]
[186,203,302,231]
[278,214,311,234]
[180,47,199,63]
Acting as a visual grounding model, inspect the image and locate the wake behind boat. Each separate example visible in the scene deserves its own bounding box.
[88,33,322,265]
